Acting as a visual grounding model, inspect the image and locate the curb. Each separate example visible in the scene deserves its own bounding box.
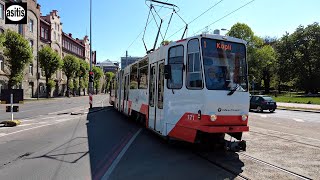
[277,107,320,113]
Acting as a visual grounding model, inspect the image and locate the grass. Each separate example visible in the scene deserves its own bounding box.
[271,96,320,105]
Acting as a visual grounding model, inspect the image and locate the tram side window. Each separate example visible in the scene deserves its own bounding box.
[187,39,203,89]
[149,66,155,107]
[158,63,164,109]
[167,45,184,89]
[138,59,148,89]
[130,64,138,89]
[114,79,118,98]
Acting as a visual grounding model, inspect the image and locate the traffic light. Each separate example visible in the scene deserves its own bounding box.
[89,71,94,82]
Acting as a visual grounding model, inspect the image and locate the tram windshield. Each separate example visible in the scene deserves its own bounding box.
[201,38,248,91]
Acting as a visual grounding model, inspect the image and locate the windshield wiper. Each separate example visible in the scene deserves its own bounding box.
[227,84,240,96]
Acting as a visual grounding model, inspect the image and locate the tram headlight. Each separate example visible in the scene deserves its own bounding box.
[210,114,217,122]
[242,114,248,121]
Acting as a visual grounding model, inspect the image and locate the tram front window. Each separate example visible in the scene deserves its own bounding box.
[201,38,248,91]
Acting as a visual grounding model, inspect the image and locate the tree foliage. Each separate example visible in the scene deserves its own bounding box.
[38,45,62,98]
[62,55,80,97]
[1,29,33,88]
[92,66,103,94]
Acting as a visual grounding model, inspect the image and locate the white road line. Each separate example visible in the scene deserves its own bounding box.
[260,114,267,118]
[0,133,6,136]
[0,117,79,138]
[17,124,34,127]
[102,128,142,180]
[293,118,304,122]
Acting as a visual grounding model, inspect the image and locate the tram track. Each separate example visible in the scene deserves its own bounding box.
[194,151,250,180]
[250,130,320,149]
[238,152,313,180]
[194,149,313,180]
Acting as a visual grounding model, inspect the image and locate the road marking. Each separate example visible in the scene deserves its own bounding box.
[18,124,34,127]
[101,128,142,180]
[0,117,78,138]
[48,106,87,115]
[293,118,304,122]
[260,114,267,118]
[0,133,6,136]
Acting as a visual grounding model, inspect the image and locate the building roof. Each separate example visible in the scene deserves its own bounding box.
[97,60,119,67]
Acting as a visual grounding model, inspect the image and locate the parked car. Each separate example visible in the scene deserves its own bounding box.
[250,95,277,112]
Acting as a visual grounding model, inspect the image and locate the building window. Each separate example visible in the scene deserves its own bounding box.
[58,34,60,42]
[0,4,3,19]
[29,19,33,32]
[29,40,33,49]
[0,56,4,71]
[54,32,56,40]
[41,27,45,38]
[18,24,23,35]
[29,64,33,75]
[44,29,48,39]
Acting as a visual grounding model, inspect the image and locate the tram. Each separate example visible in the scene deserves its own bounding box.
[109,33,249,151]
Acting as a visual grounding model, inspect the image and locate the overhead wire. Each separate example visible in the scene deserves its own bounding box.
[122,0,169,57]
[194,0,256,35]
[167,0,224,39]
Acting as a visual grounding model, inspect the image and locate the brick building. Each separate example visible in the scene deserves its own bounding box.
[0,1,96,98]
[0,0,43,98]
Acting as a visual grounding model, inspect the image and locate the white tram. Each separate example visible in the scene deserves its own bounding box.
[110,33,249,150]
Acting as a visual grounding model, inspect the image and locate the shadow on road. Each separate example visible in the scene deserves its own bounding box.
[86,106,140,180]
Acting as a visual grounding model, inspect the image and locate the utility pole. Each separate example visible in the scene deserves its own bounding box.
[89,0,93,109]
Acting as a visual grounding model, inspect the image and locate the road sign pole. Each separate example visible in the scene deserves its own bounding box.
[10,93,13,121]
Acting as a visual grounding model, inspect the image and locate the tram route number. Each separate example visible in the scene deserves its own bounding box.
[187,114,195,121]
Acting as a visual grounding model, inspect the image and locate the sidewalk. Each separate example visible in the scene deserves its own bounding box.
[277,102,320,113]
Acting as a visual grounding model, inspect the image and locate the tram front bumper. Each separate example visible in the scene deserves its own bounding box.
[198,125,249,133]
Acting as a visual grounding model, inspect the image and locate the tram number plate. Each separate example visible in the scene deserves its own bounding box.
[187,114,195,121]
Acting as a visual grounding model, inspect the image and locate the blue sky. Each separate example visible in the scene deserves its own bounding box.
[38,0,320,63]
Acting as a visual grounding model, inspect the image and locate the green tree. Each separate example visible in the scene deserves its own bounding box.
[38,45,62,98]
[254,45,277,93]
[274,32,295,93]
[77,60,89,96]
[62,55,80,97]
[92,66,103,94]
[1,30,33,88]
[105,72,115,91]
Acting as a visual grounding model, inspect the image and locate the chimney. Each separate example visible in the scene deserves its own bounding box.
[76,38,79,41]
[52,10,58,16]
[69,33,72,37]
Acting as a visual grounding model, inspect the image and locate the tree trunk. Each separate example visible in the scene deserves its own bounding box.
[46,76,49,98]
[78,77,81,96]
[66,78,70,97]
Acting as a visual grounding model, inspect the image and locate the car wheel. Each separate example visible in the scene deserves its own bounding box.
[257,106,263,112]
[269,109,275,113]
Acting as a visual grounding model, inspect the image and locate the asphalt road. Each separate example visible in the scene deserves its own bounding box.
[0,94,108,121]
[0,96,319,180]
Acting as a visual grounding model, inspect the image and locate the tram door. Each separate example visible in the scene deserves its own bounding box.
[123,74,129,115]
[149,60,164,133]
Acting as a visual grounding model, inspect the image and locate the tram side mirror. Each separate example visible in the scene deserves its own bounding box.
[164,65,171,79]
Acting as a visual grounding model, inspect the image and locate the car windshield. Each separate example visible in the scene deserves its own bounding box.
[263,97,274,101]
[201,38,248,91]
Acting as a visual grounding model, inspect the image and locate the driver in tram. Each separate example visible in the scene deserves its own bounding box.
[206,67,226,89]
